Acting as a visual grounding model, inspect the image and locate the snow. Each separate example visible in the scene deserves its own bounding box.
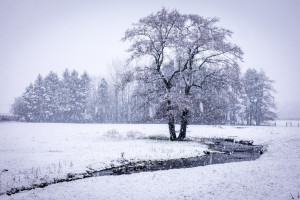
[0,121,300,199]
[0,122,207,194]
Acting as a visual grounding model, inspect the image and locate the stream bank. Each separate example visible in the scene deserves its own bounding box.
[3,138,267,196]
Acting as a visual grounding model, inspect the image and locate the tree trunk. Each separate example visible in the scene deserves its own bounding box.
[178,87,191,140]
[114,89,119,123]
[168,115,176,141]
[167,99,176,141]
[249,104,252,125]
[178,109,188,140]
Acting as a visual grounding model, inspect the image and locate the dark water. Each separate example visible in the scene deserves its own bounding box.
[92,139,266,177]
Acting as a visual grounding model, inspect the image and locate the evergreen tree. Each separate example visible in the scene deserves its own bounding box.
[78,72,92,122]
[43,71,61,122]
[95,78,109,122]
[21,83,35,121]
[69,70,81,122]
[12,70,95,123]
[61,69,72,122]
[31,74,45,122]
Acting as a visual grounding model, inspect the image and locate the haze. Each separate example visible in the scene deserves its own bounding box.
[0,0,299,118]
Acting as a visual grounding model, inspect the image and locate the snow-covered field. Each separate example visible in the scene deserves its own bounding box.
[0,121,300,199]
[0,123,208,194]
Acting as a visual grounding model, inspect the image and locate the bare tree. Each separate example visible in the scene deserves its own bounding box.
[122,8,186,140]
[123,8,243,140]
[242,68,277,125]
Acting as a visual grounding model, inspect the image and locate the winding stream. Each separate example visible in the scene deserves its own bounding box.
[3,138,266,196]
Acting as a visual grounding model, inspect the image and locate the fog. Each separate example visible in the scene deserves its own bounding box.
[1,0,299,118]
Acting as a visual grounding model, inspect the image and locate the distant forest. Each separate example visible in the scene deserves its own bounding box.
[11,67,276,125]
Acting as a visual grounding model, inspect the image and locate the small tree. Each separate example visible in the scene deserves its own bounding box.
[11,96,27,121]
[95,78,109,122]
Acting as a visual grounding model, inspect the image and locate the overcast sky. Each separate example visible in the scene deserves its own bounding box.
[0,0,299,117]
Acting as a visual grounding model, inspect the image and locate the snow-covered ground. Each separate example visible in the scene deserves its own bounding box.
[0,122,207,194]
[0,121,300,199]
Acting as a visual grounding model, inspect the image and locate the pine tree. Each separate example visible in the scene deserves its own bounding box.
[78,72,92,122]
[61,69,72,122]
[31,74,46,122]
[22,83,35,121]
[43,71,61,122]
[69,70,81,122]
[95,78,109,122]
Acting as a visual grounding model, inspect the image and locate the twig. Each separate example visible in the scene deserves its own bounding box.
[290,193,294,199]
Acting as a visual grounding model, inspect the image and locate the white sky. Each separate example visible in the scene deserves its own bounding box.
[0,0,299,116]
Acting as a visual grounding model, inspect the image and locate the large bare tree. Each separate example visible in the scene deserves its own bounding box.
[123,8,243,140]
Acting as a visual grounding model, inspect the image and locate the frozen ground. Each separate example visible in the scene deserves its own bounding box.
[0,123,207,194]
[0,121,300,199]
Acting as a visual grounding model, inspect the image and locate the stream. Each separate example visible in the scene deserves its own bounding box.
[3,138,267,196]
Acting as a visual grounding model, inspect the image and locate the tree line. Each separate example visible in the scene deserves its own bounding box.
[11,8,277,140]
[11,67,276,125]
[12,70,92,123]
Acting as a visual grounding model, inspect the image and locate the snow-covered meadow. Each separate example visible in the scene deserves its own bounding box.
[0,122,208,194]
[0,121,300,199]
